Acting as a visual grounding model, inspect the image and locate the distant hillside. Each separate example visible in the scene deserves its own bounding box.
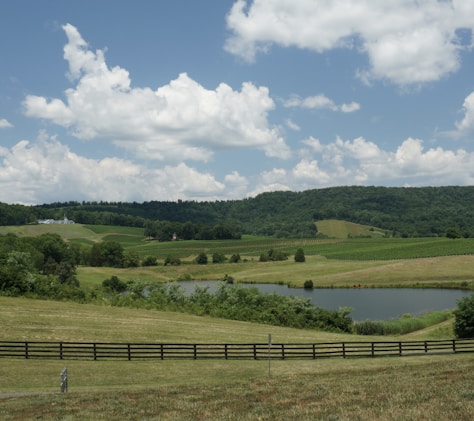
[1,186,474,238]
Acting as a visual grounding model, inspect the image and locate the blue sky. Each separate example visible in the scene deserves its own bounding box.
[1,0,474,205]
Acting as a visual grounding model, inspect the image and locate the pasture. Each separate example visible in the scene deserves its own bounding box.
[1,223,474,418]
[1,297,473,420]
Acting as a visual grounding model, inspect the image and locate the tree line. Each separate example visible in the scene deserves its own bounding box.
[2,186,474,237]
[144,220,241,241]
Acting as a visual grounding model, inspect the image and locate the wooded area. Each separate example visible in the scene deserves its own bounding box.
[2,186,474,238]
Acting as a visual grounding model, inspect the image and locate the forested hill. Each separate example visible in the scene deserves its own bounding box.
[1,186,474,238]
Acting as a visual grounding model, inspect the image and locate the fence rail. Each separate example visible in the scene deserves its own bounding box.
[1,339,473,361]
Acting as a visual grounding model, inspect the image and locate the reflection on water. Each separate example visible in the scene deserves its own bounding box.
[177,281,471,321]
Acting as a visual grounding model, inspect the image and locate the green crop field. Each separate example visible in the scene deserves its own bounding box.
[3,223,474,260]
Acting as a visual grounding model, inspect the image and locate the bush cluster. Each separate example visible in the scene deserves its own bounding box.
[354,312,452,336]
[454,293,474,338]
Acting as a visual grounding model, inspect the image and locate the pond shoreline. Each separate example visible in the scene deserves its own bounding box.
[176,280,472,321]
[186,278,474,291]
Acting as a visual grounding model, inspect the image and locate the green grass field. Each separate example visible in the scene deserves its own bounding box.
[77,253,474,292]
[316,219,388,238]
[1,223,474,419]
[1,297,473,420]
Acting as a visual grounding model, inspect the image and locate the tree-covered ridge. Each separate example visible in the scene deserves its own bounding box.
[2,186,474,237]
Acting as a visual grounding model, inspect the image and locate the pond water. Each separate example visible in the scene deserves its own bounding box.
[177,281,471,321]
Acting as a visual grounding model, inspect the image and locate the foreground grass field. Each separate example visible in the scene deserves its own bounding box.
[2,224,474,419]
[0,297,473,420]
[2,355,474,420]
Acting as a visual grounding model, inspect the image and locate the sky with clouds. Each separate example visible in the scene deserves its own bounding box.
[1,0,474,205]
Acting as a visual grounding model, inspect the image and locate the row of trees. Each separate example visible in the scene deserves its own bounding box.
[144,221,241,241]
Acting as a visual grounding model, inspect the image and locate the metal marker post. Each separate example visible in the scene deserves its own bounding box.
[60,367,68,392]
[268,334,272,377]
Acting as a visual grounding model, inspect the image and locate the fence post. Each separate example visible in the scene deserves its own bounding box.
[253,344,257,360]
[160,344,164,360]
[224,344,228,360]
[59,342,63,360]
[25,342,29,359]
[399,342,402,356]
[93,343,97,360]
[342,342,346,358]
[371,342,375,357]
[193,344,197,360]
[60,367,68,392]
[127,344,131,361]
[312,344,316,359]
[424,341,428,353]
[452,339,456,353]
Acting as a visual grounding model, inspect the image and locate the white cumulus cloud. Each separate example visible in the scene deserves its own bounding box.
[0,132,232,204]
[284,94,360,113]
[23,23,290,162]
[455,91,474,134]
[0,118,13,128]
[252,135,474,194]
[225,0,474,85]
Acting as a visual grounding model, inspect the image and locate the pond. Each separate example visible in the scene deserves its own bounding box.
[177,281,471,321]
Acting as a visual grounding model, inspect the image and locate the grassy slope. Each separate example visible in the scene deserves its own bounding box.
[0,296,353,344]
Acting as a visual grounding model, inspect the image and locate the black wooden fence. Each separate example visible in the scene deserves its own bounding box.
[1,339,473,361]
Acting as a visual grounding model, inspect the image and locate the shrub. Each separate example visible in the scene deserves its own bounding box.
[195,252,208,265]
[102,275,127,293]
[212,252,227,263]
[354,320,386,335]
[454,293,474,338]
[355,311,451,336]
[295,248,306,262]
[164,255,181,266]
[142,255,158,266]
[222,274,234,284]
[303,280,314,289]
[259,248,288,262]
